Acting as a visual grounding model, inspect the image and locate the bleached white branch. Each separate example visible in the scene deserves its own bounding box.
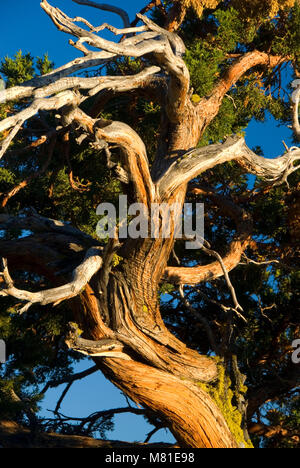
[0,247,103,312]
[0,67,161,159]
[292,79,300,141]
[0,90,79,135]
[158,137,300,196]
[0,211,95,242]
[0,66,160,111]
[0,121,24,160]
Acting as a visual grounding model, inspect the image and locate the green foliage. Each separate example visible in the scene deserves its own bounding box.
[0,51,35,87]
[36,54,54,76]
[0,50,54,87]
[0,0,299,446]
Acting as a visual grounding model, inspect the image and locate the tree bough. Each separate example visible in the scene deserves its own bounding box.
[0,0,299,448]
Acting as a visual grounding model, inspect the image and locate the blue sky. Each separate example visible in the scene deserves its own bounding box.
[0,0,295,444]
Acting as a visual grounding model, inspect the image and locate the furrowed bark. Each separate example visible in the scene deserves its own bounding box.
[1,1,299,449]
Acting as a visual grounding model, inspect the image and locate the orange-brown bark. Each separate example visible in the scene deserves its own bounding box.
[195,51,290,139]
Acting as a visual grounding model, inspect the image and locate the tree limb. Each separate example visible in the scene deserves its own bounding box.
[158,136,300,196]
[63,107,155,205]
[71,0,130,28]
[292,79,300,141]
[0,91,80,138]
[195,51,291,138]
[0,247,103,312]
[0,211,95,243]
[64,322,129,360]
[41,365,99,395]
[0,420,174,448]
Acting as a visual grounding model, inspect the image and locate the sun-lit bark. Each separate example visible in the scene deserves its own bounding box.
[194,51,290,139]
[0,1,299,448]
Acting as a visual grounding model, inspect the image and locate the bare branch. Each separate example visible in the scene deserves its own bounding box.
[41,365,99,395]
[63,106,155,204]
[0,211,95,243]
[179,285,219,353]
[158,137,300,196]
[0,247,103,312]
[0,121,24,160]
[65,323,130,360]
[164,187,252,286]
[292,79,300,141]
[0,68,160,134]
[199,244,246,321]
[0,91,80,138]
[71,0,130,28]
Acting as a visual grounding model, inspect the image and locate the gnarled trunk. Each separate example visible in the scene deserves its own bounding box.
[1,0,297,449]
[78,270,238,448]
[71,186,239,448]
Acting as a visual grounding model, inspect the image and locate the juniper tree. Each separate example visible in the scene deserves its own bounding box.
[0,0,299,448]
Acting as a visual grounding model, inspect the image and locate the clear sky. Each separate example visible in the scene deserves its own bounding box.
[0,0,295,444]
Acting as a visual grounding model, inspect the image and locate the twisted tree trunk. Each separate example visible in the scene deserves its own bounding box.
[1,0,299,449]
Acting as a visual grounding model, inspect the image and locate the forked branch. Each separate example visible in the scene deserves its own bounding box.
[159,137,300,196]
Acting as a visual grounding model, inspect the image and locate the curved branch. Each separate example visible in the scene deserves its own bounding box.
[195,51,291,138]
[0,90,79,137]
[0,247,103,312]
[71,0,130,28]
[0,66,160,105]
[0,211,95,243]
[41,365,99,395]
[158,136,300,197]
[65,107,155,204]
[0,66,161,163]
